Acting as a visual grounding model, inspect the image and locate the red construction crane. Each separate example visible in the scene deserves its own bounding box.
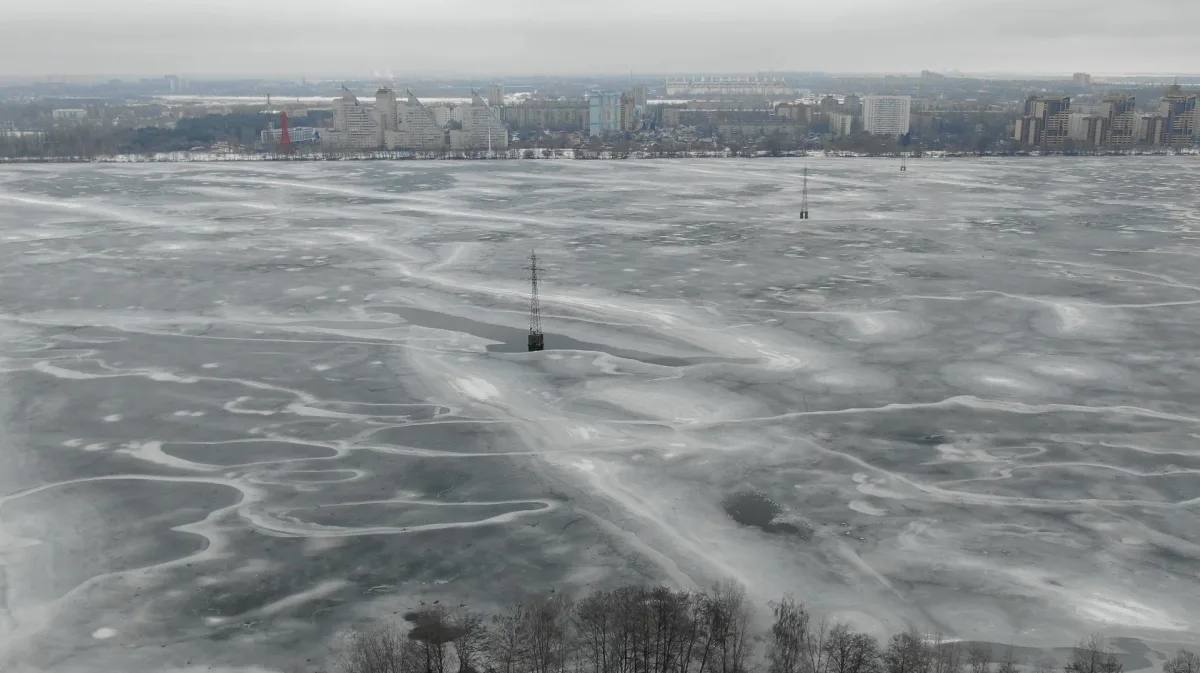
[280,111,292,149]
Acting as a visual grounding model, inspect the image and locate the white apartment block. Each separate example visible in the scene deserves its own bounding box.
[260,126,319,144]
[451,92,508,151]
[331,90,379,149]
[665,75,794,97]
[331,88,506,152]
[52,108,88,121]
[862,95,911,135]
[390,91,446,151]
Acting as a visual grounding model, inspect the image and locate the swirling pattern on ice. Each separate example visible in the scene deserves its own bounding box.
[3,158,1200,671]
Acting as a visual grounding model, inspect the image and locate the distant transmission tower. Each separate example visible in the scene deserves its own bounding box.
[527,250,544,351]
[799,166,809,219]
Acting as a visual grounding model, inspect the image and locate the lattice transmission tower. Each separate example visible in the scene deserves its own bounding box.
[527,250,544,351]
[800,166,809,219]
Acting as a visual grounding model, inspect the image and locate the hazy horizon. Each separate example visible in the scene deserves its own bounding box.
[2,0,1197,78]
[3,70,1200,83]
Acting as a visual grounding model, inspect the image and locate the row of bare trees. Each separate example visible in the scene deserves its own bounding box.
[764,599,991,673]
[336,584,1199,673]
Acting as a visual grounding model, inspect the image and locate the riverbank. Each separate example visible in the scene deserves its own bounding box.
[1,147,1196,164]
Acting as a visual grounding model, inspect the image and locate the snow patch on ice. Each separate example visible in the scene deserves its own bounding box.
[848,500,887,516]
[452,376,499,401]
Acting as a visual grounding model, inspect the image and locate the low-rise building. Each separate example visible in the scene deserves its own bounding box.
[52,108,88,122]
[261,126,319,145]
[664,75,794,97]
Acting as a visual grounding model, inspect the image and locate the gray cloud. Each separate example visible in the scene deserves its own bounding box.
[1,0,1197,76]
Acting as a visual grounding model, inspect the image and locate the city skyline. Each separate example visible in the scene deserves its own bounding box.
[2,0,1198,77]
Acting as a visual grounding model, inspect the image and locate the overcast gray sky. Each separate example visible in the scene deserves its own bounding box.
[2,0,1197,77]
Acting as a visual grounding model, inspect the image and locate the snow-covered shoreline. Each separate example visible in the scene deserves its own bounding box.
[1,147,1195,164]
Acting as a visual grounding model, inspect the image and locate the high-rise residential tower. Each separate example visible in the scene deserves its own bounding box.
[375,87,397,147]
[862,95,911,135]
[484,84,504,108]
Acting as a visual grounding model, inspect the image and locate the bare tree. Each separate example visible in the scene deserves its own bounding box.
[679,589,719,673]
[616,586,648,673]
[453,611,487,673]
[767,597,809,673]
[706,582,753,673]
[967,645,991,673]
[578,585,699,673]
[576,590,617,673]
[407,606,464,673]
[645,586,698,673]
[825,623,880,673]
[1033,655,1059,673]
[346,585,1174,673]
[487,603,529,673]
[804,616,832,673]
[339,625,408,673]
[1065,636,1122,673]
[1164,651,1200,673]
[995,646,1018,673]
[930,636,961,673]
[573,586,725,673]
[525,593,574,673]
[884,629,931,673]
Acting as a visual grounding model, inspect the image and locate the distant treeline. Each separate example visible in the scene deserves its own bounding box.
[122,112,282,153]
[0,110,332,158]
[334,583,1199,673]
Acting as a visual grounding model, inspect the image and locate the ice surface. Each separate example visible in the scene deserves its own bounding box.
[1,158,1199,671]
